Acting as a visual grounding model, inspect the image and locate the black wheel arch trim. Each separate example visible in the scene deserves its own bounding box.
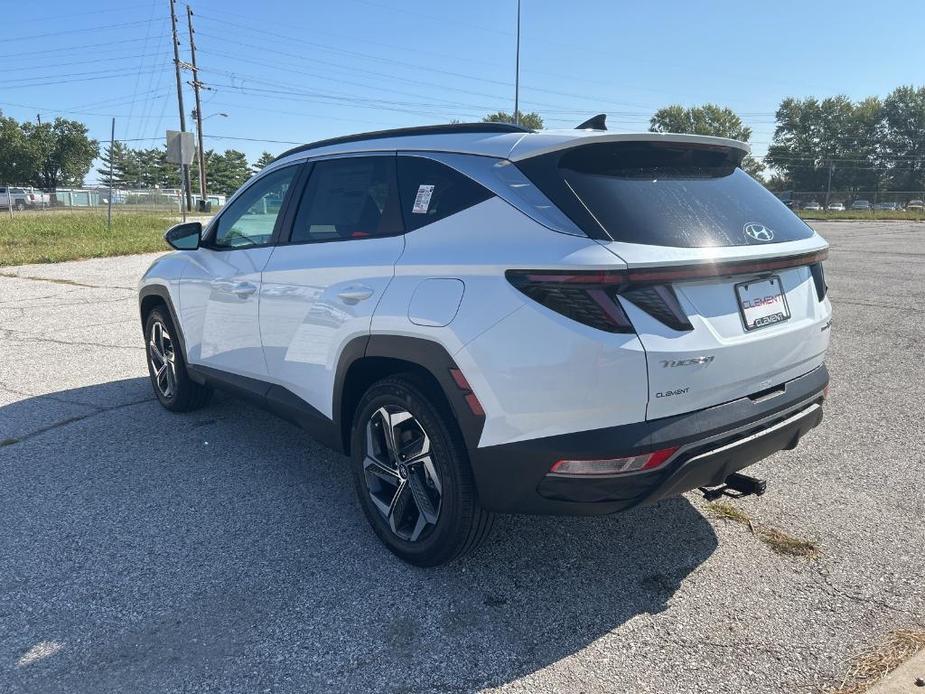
[138,285,201,383]
[333,334,485,454]
[134,312,484,458]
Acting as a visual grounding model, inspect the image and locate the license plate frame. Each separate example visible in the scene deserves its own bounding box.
[735,275,791,331]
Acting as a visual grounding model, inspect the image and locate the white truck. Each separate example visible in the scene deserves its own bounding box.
[1,186,50,210]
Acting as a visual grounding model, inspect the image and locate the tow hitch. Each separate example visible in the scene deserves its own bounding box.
[700,472,767,502]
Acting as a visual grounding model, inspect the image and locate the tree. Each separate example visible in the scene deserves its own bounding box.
[765,96,883,194]
[0,111,33,184]
[880,86,925,191]
[21,117,98,189]
[208,149,251,195]
[96,140,133,187]
[649,104,764,179]
[483,111,544,130]
[252,151,275,174]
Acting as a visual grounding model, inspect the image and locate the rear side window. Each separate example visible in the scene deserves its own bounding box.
[518,141,814,247]
[290,156,402,243]
[397,156,493,231]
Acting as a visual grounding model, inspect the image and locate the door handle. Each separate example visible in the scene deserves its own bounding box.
[231,281,258,298]
[337,285,374,304]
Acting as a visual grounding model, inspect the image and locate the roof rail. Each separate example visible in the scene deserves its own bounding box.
[273,122,532,162]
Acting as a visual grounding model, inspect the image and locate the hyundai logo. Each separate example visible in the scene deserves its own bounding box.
[744,223,775,242]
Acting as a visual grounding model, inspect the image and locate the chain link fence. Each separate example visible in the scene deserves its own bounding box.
[3,186,225,218]
[773,190,925,210]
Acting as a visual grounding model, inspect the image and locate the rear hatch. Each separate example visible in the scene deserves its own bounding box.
[516,137,831,420]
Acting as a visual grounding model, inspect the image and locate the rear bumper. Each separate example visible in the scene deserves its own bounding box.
[468,364,828,515]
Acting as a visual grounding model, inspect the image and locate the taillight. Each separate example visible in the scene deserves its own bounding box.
[508,250,829,334]
[505,270,634,333]
[549,447,678,476]
[810,262,827,301]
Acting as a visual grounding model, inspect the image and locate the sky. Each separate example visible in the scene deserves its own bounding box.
[3,0,925,185]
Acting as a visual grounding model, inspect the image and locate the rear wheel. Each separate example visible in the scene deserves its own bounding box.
[144,306,211,412]
[350,376,493,566]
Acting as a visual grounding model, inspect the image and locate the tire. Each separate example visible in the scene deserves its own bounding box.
[14,201,25,211]
[144,306,212,412]
[350,375,494,566]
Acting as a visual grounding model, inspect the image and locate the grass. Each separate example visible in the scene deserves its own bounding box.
[754,526,821,558]
[706,500,821,558]
[706,500,753,525]
[0,211,175,266]
[797,210,925,221]
[829,629,925,694]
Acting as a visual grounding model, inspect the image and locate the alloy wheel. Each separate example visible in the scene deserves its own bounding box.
[363,405,442,542]
[148,320,178,399]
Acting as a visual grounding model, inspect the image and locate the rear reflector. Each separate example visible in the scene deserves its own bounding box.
[448,367,485,417]
[549,447,678,476]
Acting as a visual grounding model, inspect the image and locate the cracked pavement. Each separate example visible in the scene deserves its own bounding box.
[1,222,923,693]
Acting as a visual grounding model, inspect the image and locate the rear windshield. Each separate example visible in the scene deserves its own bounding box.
[518,141,814,247]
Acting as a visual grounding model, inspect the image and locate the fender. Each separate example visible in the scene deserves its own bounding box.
[333,334,486,454]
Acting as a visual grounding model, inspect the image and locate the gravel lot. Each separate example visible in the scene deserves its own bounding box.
[1,221,923,693]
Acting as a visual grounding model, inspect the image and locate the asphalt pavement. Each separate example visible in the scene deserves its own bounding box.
[1,221,923,693]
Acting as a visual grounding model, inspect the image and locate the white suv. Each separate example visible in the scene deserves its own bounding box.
[138,122,831,566]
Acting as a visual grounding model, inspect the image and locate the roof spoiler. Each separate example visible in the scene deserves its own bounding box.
[508,132,751,162]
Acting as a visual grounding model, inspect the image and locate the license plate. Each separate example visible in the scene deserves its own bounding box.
[735,275,790,331]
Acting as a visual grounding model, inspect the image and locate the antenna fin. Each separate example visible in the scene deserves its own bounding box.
[576,114,607,131]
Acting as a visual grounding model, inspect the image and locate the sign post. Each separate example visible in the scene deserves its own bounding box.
[166,130,196,223]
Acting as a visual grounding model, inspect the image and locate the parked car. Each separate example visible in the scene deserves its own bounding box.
[803,201,822,211]
[850,199,871,211]
[874,201,899,211]
[139,123,831,566]
[828,202,845,212]
[907,200,924,211]
[24,187,50,207]
[0,186,42,210]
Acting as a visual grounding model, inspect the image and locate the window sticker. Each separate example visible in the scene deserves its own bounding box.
[412,184,435,214]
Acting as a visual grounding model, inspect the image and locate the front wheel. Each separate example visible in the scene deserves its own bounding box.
[144,306,211,412]
[350,376,493,566]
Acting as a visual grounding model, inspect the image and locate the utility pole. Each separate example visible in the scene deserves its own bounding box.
[825,159,834,208]
[169,0,192,212]
[513,0,521,126]
[187,4,207,212]
[107,117,115,231]
[36,114,41,125]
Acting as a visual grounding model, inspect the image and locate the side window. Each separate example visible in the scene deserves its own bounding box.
[212,166,297,248]
[397,156,493,231]
[289,157,402,244]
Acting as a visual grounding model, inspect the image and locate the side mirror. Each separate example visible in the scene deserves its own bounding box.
[164,221,202,250]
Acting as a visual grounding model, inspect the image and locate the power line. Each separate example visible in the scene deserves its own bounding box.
[0,18,163,43]
[124,1,164,143]
[0,34,170,60]
[21,1,162,25]
[193,14,660,114]
[0,66,171,90]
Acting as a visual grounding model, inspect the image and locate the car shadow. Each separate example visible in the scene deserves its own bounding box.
[1,379,718,693]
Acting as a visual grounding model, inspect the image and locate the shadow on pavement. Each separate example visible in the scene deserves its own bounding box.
[0,378,718,693]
